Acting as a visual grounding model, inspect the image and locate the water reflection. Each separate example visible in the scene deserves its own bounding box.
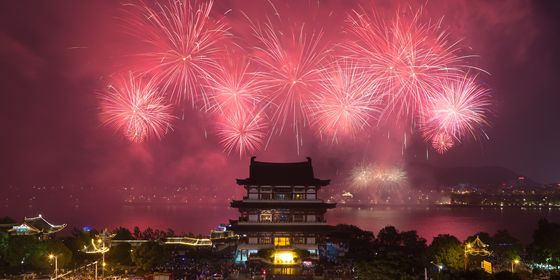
[6,203,560,243]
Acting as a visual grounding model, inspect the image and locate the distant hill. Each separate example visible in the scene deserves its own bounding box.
[406,162,539,188]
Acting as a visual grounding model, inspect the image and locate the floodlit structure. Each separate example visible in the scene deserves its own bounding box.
[8,214,66,239]
[231,157,336,266]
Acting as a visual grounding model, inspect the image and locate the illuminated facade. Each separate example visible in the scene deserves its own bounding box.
[231,157,335,265]
[8,214,66,239]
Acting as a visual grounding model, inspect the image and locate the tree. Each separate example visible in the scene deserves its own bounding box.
[376,226,401,248]
[29,239,72,271]
[330,224,375,261]
[0,231,10,269]
[133,227,141,239]
[131,241,167,271]
[400,230,427,256]
[428,234,464,271]
[0,217,16,224]
[113,227,134,240]
[356,226,427,279]
[493,230,523,265]
[108,243,133,266]
[142,228,155,240]
[528,219,560,266]
[4,236,37,268]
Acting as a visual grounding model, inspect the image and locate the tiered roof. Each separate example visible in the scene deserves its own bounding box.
[236,157,330,186]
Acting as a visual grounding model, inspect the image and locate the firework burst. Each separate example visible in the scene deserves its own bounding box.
[99,74,175,143]
[350,163,407,190]
[204,54,265,114]
[312,61,381,142]
[123,0,229,106]
[422,75,492,141]
[215,110,267,158]
[350,164,374,188]
[249,18,330,151]
[345,8,472,120]
[431,132,455,154]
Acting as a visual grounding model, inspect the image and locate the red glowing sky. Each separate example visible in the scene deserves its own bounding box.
[1,0,560,196]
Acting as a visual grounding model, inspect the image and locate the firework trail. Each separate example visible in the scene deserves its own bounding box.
[312,61,382,142]
[204,53,265,114]
[431,132,455,154]
[248,17,331,152]
[421,75,492,142]
[215,110,267,158]
[123,0,229,106]
[99,74,175,143]
[344,8,473,121]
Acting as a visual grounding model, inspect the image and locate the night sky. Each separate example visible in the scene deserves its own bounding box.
[1,0,560,199]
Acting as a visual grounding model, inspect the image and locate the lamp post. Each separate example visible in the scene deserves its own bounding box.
[511,259,520,273]
[96,238,106,279]
[464,243,472,270]
[48,254,58,279]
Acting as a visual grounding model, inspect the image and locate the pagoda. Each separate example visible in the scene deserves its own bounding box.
[230,157,336,266]
[8,214,66,239]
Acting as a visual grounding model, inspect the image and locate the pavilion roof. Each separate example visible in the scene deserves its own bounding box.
[8,214,66,236]
[236,157,330,187]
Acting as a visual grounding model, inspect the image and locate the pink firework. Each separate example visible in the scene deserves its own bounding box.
[99,74,175,143]
[123,0,229,106]
[431,132,455,154]
[204,54,265,114]
[312,61,381,141]
[215,110,267,158]
[422,75,492,141]
[249,18,330,150]
[345,8,472,120]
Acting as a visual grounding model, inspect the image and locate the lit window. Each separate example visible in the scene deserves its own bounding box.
[260,237,271,244]
[293,237,305,244]
[274,237,290,247]
[260,213,272,222]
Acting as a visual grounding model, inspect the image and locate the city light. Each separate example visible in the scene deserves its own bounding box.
[273,251,296,265]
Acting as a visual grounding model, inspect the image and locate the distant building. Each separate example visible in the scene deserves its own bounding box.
[230,157,336,270]
[8,214,66,239]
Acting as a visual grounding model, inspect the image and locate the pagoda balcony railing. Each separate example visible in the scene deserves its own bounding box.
[241,198,325,202]
[237,217,326,223]
[236,221,328,226]
[235,219,327,224]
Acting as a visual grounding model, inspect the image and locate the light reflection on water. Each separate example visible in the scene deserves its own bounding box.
[327,206,560,243]
[6,203,560,243]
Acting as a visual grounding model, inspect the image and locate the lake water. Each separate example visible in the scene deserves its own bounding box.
[10,203,560,244]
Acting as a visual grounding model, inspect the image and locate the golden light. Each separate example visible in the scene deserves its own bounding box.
[514,259,520,264]
[466,244,472,249]
[48,254,54,260]
[102,262,107,267]
[273,251,296,265]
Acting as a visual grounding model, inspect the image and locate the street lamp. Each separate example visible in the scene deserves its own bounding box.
[48,254,58,279]
[511,259,520,273]
[464,244,472,270]
[430,261,443,273]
